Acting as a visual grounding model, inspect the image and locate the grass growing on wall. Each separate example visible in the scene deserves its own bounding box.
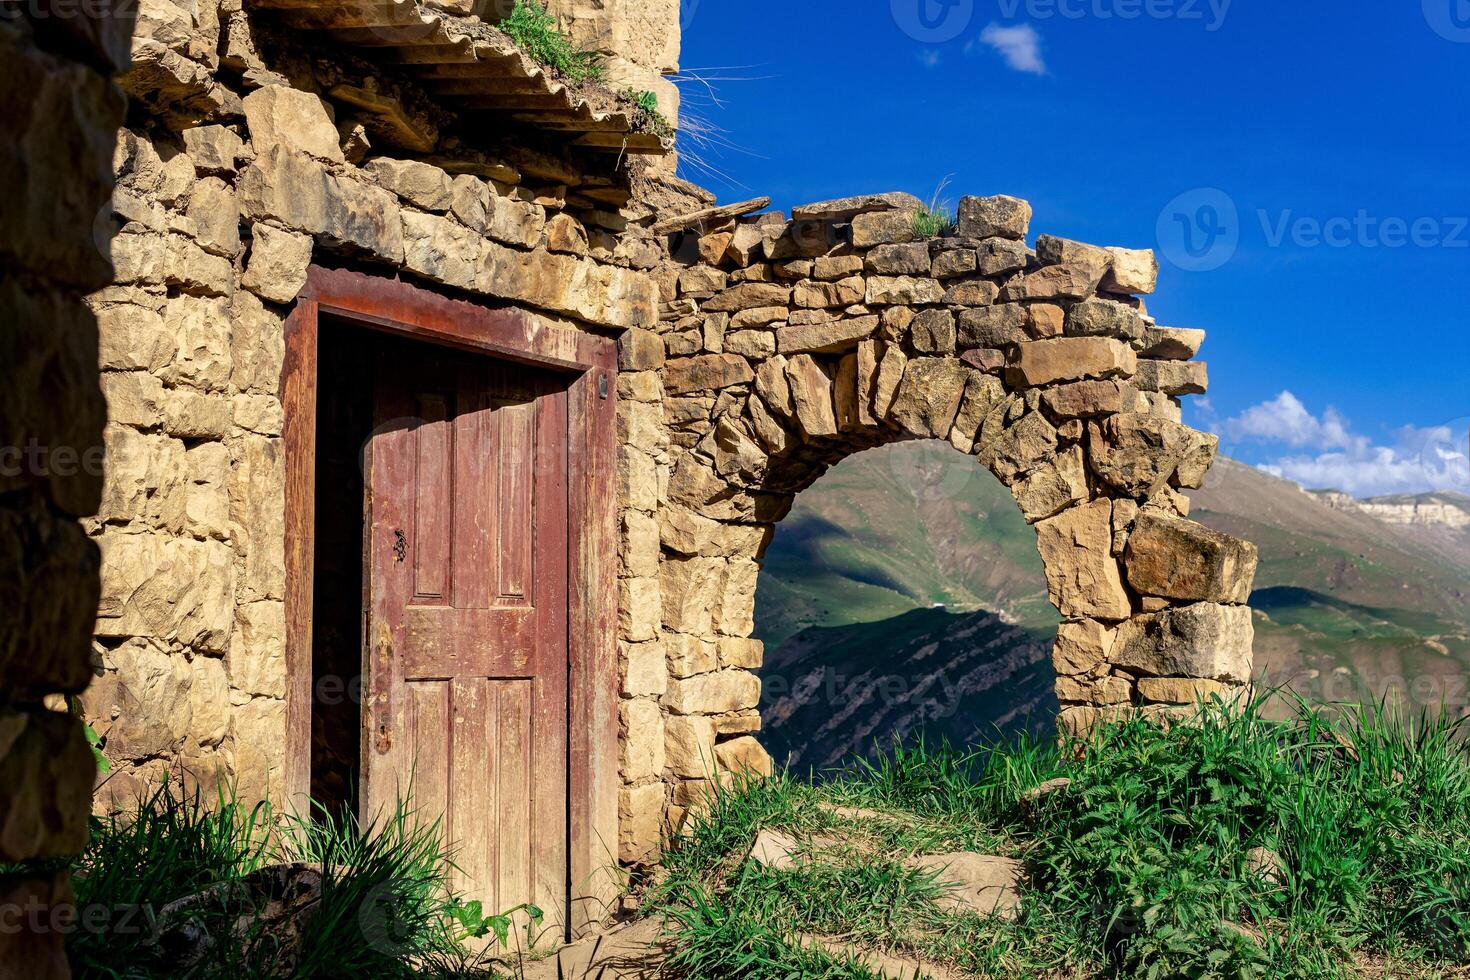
[499,0,605,84]
[912,177,957,239]
[648,695,1470,978]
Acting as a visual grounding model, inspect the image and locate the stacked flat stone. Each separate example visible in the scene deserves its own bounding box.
[620,191,1258,840]
[87,78,663,811]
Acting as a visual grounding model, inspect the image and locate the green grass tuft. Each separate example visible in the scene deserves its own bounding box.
[619,88,675,141]
[649,695,1470,978]
[499,0,604,83]
[912,177,957,239]
[54,779,511,978]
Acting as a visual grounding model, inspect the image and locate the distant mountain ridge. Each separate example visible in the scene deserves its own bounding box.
[754,444,1470,760]
[1310,487,1470,531]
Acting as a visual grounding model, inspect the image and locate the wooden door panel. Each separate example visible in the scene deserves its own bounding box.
[365,344,570,934]
[409,393,452,605]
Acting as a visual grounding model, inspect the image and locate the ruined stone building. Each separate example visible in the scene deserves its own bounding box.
[0,0,1256,971]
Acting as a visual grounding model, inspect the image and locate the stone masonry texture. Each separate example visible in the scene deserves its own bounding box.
[36,0,1258,912]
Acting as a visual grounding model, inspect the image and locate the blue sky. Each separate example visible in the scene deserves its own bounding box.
[677,0,1470,496]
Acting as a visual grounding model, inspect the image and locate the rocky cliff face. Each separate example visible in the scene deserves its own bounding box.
[1313,491,1470,531]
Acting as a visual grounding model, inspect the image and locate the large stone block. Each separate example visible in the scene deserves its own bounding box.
[1011,446,1089,522]
[865,242,931,276]
[1052,620,1117,675]
[618,781,664,865]
[666,634,718,679]
[985,411,1060,483]
[663,353,754,395]
[1135,359,1209,396]
[660,505,766,558]
[851,210,918,247]
[661,557,726,635]
[239,146,404,263]
[792,276,865,309]
[96,532,234,653]
[1124,513,1259,604]
[101,638,193,759]
[241,85,344,163]
[1040,379,1128,419]
[363,157,454,211]
[777,315,878,355]
[95,302,175,373]
[618,576,660,643]
[229,291,286,396]
[888,358,968,438]
[1065,298,1146,341]
[1036,500,1132,622]
[956,195,1031,240]
[784,354,838,437]
[665,714,717,777]
[1000,255,1110,302]
[97,425,187,531]
[957,303,1029,349]
[702,282,791,312]
[478,241,656,330]
[228,600,286,698]
[621,639,667,697]
[1102,246,1159,295]
[1112,603,1254,684]
[716,737,773,777]
[864,275,943,306]
[1006,337,1136,387]
[948,370,1005,454]
[620,697,665,781]
[664,669,762,715]
[185,177,241,258]
[228,433,285,603]
[1088,414,1218,496]
[401,210,479,291]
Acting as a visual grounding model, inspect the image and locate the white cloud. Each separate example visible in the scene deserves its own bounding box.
[1214,392,1469,497]
[1222,391,1363,453]
[917,49,942,69]
[978,24,1046,75]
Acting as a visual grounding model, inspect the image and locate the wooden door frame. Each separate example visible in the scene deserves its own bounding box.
[281,266,620,935]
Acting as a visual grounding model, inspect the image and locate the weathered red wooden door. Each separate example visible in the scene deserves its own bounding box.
[364,343,570,930]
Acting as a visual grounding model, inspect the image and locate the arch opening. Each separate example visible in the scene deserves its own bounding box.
[754,439,1061,771]
[641,192,1261,830]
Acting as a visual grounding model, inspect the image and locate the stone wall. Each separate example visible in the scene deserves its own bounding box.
[544,0,681,121]
[0,3,134,976]
[81,0,1257,890]
[613,192,1260,854]
[82,1,671,809]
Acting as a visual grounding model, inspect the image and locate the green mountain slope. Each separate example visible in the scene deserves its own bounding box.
[754,443,1470,757]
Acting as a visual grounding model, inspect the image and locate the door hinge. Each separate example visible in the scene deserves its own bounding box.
[598,372,609,400]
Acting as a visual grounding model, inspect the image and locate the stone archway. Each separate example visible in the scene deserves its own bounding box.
[631,191,1260,832]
